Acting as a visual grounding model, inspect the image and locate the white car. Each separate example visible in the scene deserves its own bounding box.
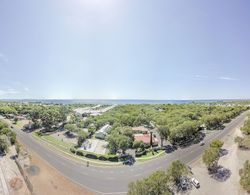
[191,178,200,188]
[199,141,205,146]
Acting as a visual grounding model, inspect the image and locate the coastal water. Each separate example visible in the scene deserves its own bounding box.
[1,99,235,105]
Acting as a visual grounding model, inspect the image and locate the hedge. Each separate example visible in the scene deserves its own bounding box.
[135,150,147,157]
[72,149,119,162]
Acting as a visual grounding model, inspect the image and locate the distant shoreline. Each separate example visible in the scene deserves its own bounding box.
[0,99,249,105]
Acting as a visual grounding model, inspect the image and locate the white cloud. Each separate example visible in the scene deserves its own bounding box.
[219,76,239,81]
[0,88,20,96]
[24,87,29,91]
[194,75,208,79]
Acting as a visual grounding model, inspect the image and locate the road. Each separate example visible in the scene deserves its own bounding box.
[11,111,249,195]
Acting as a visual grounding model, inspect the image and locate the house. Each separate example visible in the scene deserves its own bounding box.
[134,133,159,146]
[95,124,111,139]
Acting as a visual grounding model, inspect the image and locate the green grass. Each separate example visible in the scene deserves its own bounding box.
[16,120,28,128]
[136,150,166,162]
[32,132,122,166]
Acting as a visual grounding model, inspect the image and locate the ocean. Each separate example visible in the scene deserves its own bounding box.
[0,99,239,105]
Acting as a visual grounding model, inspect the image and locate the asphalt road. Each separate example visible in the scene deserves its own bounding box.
[11,111,249,195]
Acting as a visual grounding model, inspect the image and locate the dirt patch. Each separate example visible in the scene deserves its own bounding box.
[9,177,23,190]
[26,165,40,176]
[26,151,93,195]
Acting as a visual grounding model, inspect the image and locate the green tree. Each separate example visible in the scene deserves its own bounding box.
[202,147,220,169]
[128,171,171,195]
[0,135,9,153]
[239,160,250,192]
[210,140,224,149]
[77,131,88,147]
[167,160,188,184]
[64,124,79,133]
[157,125,169,147]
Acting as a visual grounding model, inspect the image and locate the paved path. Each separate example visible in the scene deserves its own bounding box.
[10,111,249,194]
[0,158,10,195]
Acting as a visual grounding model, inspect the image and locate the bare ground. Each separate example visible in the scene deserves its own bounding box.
[26,151,93,195]
[190,124,250,195]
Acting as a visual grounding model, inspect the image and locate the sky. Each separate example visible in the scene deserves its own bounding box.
[0,0,250,100]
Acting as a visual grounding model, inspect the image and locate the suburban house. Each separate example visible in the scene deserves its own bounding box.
[95,124,111,139]
[134,133,159,146]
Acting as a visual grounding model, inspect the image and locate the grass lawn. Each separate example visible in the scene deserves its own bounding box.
[16,120,29,128]
[32,132,122,166]
[136,150,166,162]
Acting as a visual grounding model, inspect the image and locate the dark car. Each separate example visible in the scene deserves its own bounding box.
[123,159,133,165]
[180,176,188,190]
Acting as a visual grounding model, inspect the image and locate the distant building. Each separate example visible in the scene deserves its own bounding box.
[134,133,159,146]
[95,124,111,139]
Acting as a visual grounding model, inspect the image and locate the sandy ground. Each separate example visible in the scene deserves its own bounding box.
[26,151,93,195]
[190,123,250,195]
[0,146,29,195]
[50,131,77,144]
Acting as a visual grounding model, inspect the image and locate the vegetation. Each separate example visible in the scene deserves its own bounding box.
[241,117,250,135]
[77,131,88,147]
[0,120,17,153]
[239,160,250,192]
[128,160,188,195]
[202,140,223,169]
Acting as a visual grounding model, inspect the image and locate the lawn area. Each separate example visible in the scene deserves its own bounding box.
[16,120,29,128]
[32,132,122,166]
[33,132,75,153]
[136,150,166,162]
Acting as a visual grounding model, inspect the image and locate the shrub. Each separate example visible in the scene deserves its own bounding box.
[76,150,84,156]
[70,147,76,154]
[98,155,108,161]
[108,155,119,162]
[135,150,147,157]
[85,153,98,159]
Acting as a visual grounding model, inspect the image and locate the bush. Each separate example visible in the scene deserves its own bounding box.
[36,131,43,137]
[70,147,76,154]
[85,153,98,159]
[108,155,119,162]
[76,150,84,156]
[98,155,108,161]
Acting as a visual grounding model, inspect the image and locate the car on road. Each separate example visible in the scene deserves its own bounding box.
[191,177,200,188]
[199,141,205,146]
[123,159,133,165]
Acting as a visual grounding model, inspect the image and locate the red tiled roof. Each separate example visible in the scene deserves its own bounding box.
[134,134,158,144]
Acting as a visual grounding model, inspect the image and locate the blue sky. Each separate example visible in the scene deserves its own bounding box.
[0,0,250,100]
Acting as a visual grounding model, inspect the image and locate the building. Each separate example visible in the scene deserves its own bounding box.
[95,124,111,139]
[134,133,159,146]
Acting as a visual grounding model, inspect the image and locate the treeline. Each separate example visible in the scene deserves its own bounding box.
[85,104,247,144]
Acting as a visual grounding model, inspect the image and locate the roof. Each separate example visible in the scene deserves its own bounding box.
[96,124,111,134]
[134,134,158,144]
[132,126,149,132]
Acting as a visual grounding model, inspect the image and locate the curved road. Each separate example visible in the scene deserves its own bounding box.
[12,111,249,195]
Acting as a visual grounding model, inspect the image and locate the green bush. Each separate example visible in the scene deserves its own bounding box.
[135,150,147,157]
[98,155,108,161]
[108,155,119,162]
[76,150,84,156]
[85,153,98,159]
[70,147,76,154]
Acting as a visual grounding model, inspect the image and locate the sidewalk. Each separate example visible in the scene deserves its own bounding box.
[0,146,29,195]
[0,157,9,195]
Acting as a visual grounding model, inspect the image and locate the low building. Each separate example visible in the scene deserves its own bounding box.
[95,124,111,140]
[134,133,159,146]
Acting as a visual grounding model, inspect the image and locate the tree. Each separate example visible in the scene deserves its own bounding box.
[107,133,132,154]
[157,125,169,147]
[64,124,79,133]
[0,135,9,153]
[210,140,224,149]
[128,171,171,195]
[239,160,250,192]
[167,160,188,184]
[8,131,16,145]
[202,147,220,169]
[77,131,88,147]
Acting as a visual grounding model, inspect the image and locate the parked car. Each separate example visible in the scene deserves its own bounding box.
[123,159,133,165]
[199,141,205,146]
[191,178,200,188]
[180,176,188,190]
